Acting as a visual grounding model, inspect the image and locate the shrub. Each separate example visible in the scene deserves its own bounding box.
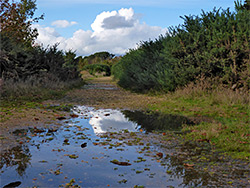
[112,2,250,93]
[83,64,111,76]
[0,34,80,82]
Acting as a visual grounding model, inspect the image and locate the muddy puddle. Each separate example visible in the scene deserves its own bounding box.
[1,106,248,187]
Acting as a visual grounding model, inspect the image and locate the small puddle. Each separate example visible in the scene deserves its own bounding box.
[0,106,220,187]
[83,84,118,90]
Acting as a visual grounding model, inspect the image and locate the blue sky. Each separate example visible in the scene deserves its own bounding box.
[33,0,236,56]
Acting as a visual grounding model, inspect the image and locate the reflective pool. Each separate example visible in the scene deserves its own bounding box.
[1,106,208,187]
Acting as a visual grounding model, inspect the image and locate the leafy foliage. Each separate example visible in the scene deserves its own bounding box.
[0,0,44,45]
[78,51,115,70]
[79,51,119,76]
[112,1,250,92]
[83,64,111,76]
[0,34,80,82]
[0,0,81,93]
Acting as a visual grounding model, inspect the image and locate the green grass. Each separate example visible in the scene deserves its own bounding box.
[148,86,250,159]
[182,121,250,159]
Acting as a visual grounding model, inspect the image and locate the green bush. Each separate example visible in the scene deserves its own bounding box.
[83,64,111,76]
[78,51,115,70]
[0,34,80,82]
[112,2,250,92]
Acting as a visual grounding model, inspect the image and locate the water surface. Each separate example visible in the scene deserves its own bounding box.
[1,106,206,187]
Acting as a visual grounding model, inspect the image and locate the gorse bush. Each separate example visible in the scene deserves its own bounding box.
[112,1,250,92]
[112,38,176,92]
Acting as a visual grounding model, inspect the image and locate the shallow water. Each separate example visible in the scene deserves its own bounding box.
[83,84,118,90]
[122,110,195,132]
[1,106,205,187]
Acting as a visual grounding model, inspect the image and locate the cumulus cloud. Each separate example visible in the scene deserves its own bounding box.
[51,20,78,28]
[91,8,137,31]
[34,8,167,56]
[33,24,65,45]
[102,15,135,29]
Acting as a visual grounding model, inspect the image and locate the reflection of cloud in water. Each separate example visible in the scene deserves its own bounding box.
[89,110,138,134]
[73,106,138,134]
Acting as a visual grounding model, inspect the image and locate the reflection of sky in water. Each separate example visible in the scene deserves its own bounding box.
[73,106,139,134]
[1,105,214,187]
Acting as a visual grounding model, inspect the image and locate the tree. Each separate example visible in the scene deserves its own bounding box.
[78,51,115,69]
[0,0,43,45]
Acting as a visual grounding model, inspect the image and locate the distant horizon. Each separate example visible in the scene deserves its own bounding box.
[34,0,235,56]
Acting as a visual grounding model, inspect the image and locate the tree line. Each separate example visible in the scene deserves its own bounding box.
[78,51,120,76]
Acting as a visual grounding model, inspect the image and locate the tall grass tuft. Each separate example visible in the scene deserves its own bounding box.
[173,77,249,106]
[0,74,83,101]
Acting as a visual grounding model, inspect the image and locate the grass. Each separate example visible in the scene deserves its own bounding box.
[0,77,84,122]
[148,82,250,159]
[0,77,84,102]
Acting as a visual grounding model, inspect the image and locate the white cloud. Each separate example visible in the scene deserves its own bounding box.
[34,8,167,56]
[91,8,137,32]
[33,25,65,45]
[51,20,78,28]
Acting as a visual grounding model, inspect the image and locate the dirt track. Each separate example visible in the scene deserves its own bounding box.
[55,76,163,109]
[0,77,162,152]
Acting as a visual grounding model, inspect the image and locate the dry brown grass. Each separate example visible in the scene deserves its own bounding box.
[0,76,83,100]
[173,78,250,106]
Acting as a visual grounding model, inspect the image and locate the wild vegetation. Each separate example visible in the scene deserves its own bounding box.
[0,0,82,102]
[112,1,250,93]
[111,0,250,159]
[79,51,120,76]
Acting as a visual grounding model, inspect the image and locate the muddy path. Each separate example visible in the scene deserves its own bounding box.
[1,77,250,187]
[54,76,163,109]
[0,77,157,150]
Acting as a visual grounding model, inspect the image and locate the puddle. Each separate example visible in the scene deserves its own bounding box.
[83,84,118,90]
[122,110,196,132]
[0,106,241,187]
[73,106,141,134]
